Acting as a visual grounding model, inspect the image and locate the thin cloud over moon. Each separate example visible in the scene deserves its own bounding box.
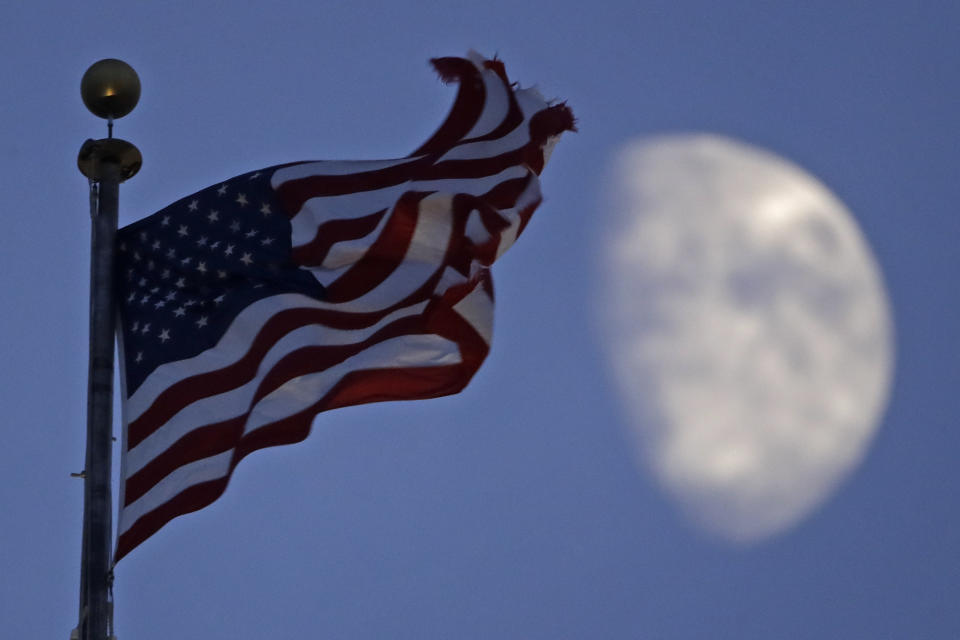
[599,135,894,542]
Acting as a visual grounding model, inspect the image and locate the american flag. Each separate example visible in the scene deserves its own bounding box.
[113,53,574,561]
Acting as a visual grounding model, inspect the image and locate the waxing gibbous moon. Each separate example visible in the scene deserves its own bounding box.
[599,134,894,542]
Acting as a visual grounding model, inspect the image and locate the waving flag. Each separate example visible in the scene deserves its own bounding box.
[113,53,574,561]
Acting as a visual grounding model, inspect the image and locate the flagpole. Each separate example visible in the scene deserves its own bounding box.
[76,59,141,640]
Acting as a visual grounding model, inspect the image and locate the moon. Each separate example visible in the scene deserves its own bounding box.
[599,134,894,542]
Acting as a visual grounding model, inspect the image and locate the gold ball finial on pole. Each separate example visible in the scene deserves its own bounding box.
[78,58,142,182]
[81,58,141,120]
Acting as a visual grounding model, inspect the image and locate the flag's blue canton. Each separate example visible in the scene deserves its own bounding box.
[116,169,324,392]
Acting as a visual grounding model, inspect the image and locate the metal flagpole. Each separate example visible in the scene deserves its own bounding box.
[75,59,142,640]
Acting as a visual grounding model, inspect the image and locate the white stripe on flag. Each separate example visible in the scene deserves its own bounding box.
[243,332,462,436]
[118,450,234,536]
[124,300,431,475]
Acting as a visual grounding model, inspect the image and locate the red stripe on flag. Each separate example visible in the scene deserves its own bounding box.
[411,57,485,156]
[323,192,428,303]
[291,208,388,267]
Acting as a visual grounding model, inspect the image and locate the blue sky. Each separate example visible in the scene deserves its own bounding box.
[1,2,958,638]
